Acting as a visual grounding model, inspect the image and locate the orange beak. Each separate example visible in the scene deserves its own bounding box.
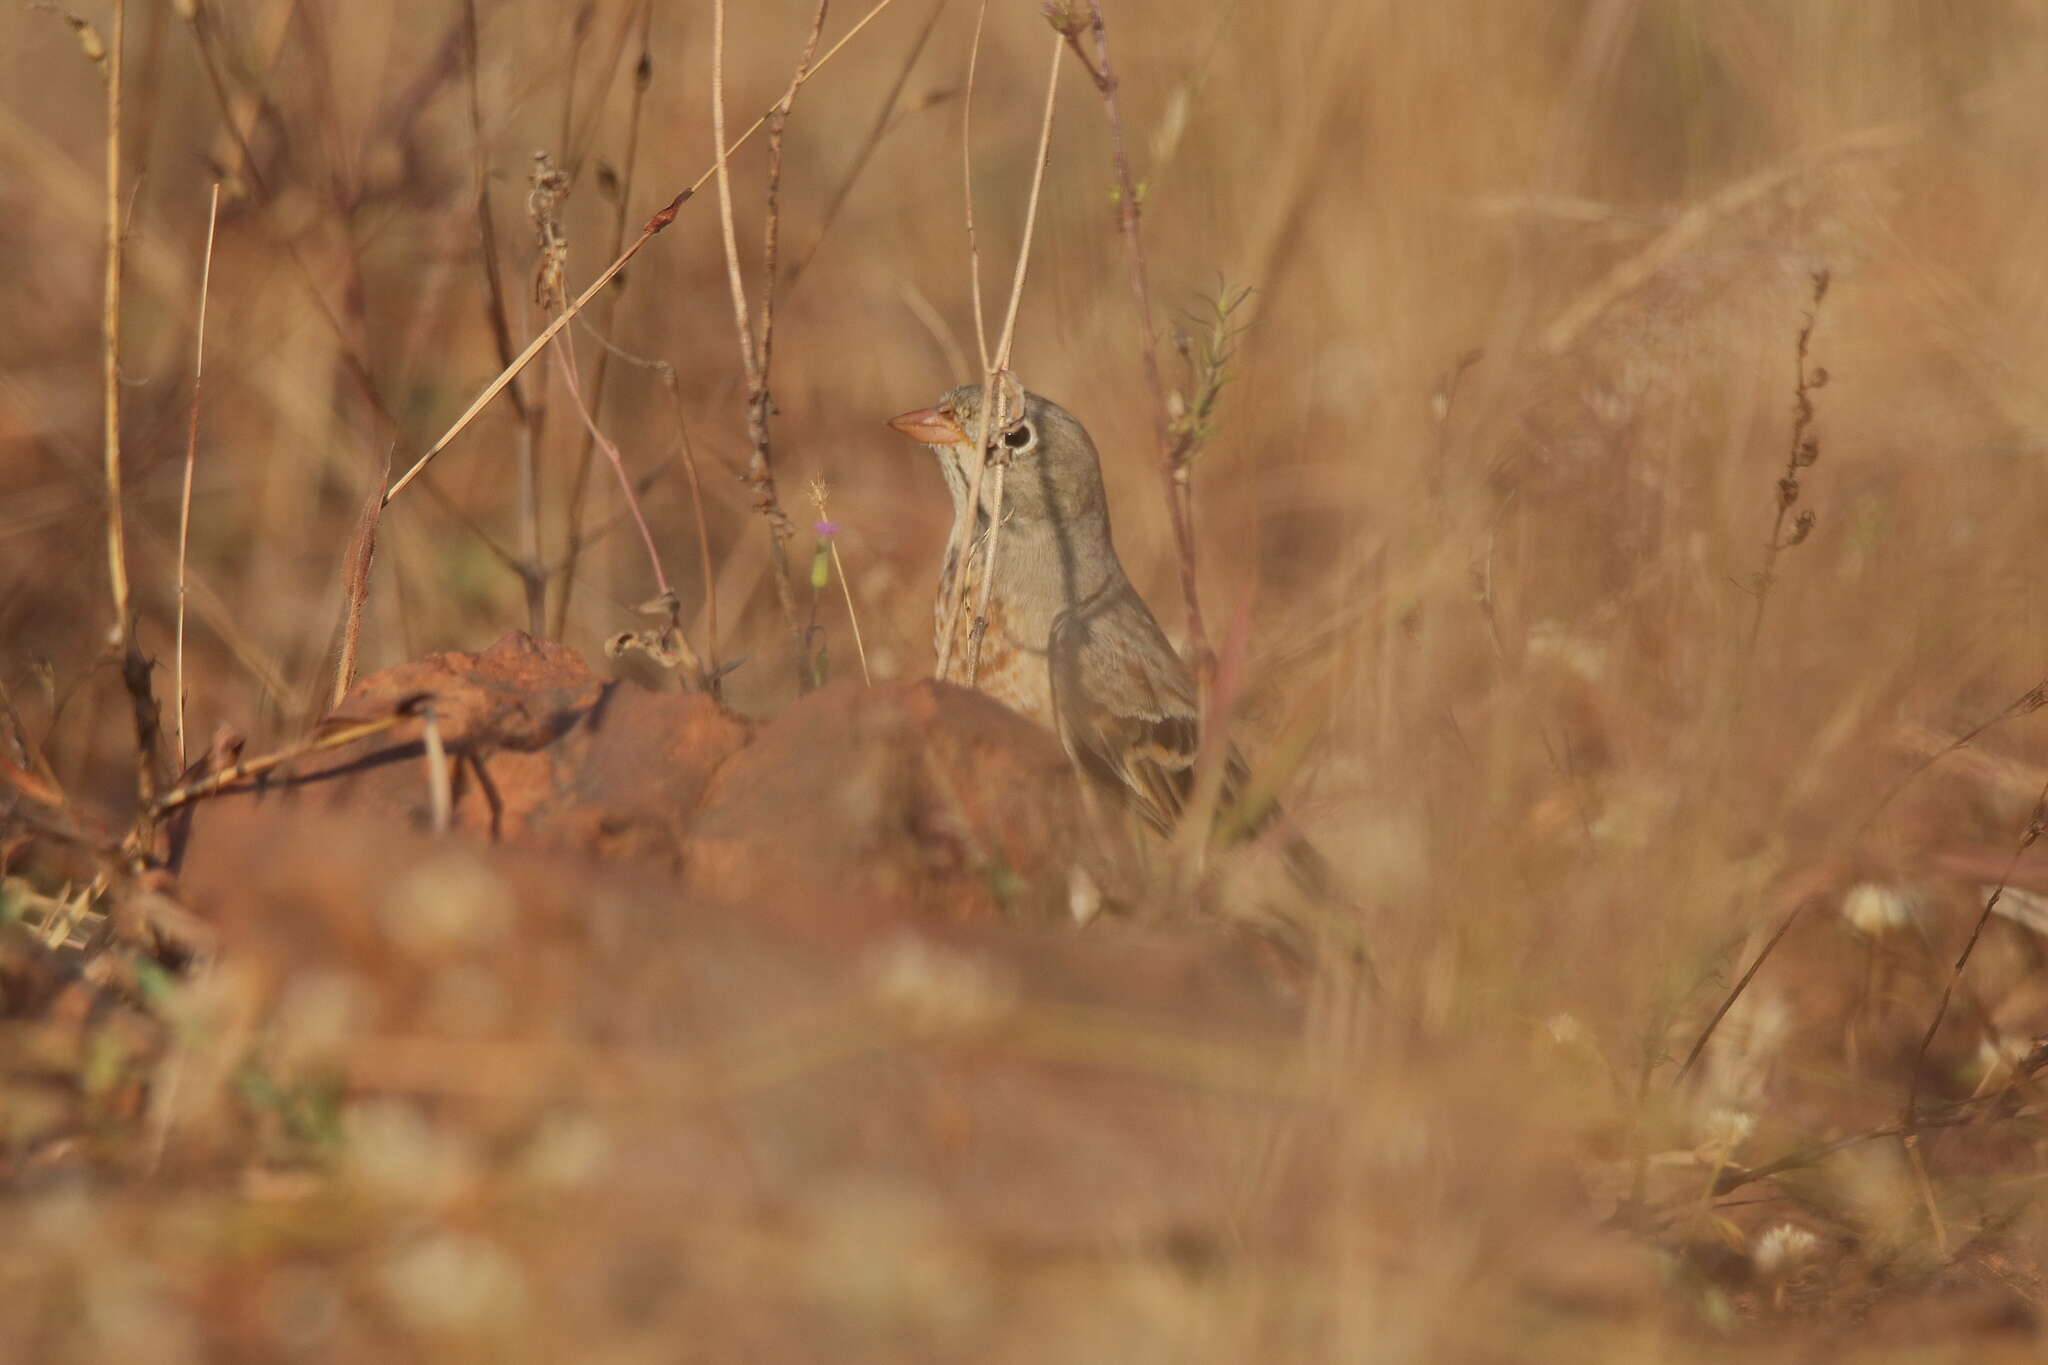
[888,405,969,445]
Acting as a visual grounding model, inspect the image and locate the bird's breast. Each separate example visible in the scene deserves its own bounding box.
[933,545,1058,732]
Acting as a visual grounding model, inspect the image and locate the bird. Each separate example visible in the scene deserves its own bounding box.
[889,380,1375,976]
[888,379,1216,835]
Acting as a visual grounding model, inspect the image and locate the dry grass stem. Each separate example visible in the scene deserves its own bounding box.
[830,538,870,686]
[658,373,724,688]
[941,31,1063,684]
[178,2,397,441]
[1855,681,2048,839]
[1673,281,1837,1077]
[782,0,951,294]
[149,712,408,816]
[678,0,904,203]
[555,297,706,686]
[383,191,686,507]
[561,328,726,688]
[550,345,682,636]
[1742,270,1832,662]
[1903,777,2048,1131]
[420,702,451,834]
[961,0,994,373]
[19,7,2048,1355]
[460,0,556,634]
[174,182,221,772]
[95,0,163,819]
[553,0,656,638]
[1170,583,1254,876]
[459,0,532,433]
[1054,0,1212,679]
[98,0,126,627]
[754,6,828,395]
[710,0,829,688]
[807,481,871,686]
[330,472,390,712]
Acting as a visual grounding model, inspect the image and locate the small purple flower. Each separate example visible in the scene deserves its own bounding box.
[814,519,839,537]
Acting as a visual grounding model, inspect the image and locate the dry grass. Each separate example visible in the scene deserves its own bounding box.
[9,0,2048,1357]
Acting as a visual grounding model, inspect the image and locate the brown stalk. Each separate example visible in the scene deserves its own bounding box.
[330,471,390,710]
[782,0,952,295]
[0,677,63,808]
[756,7,827,396]
[562,2,642,182]
[1642,1094,1998,1213]
[556,4,593,176]
[949,34,1065,685]
[1671,279,1836,1081]
[560,325,727,691]
[1673,893,1809,1084]
[1676,680,2048,1087]
[1741,269,1831,664]
[1903,778,2048,1132]
[1056,0,1212,680]
[131,515,293,712]
[181,0,547,668]
[459,0,531,432]
[960,0,994,374]
[181,4,392,439]
[686,0,905,206]
[97,0,164,819]
[1856,681,2048,840]
[149,712,408,816]
[667,383,724,690]
[549,342,702,683]
[710,0,829,688]
[554,0,656,639]
[174,183,221,772]
[1171,581,1254,875]
[383,192,689,507]
[180,0,894,705]
[98,0,128,639]
[459,0,547,633]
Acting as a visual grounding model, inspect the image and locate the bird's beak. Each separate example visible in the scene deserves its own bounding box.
[887,405,968,445]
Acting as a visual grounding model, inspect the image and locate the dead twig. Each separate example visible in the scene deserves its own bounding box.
[782,0,952,295]
[1669,278,1836,1082]
[1049,0,1213,681]
[1904,778,2048,1132]
[806,481,870,686]
[1740,270,1832,665]
[89,0,162,820]
[961,0,993,374]
[938,32,1064,684]
[1856,682,2048,839]
[567,328,727,693]
[384,192,689,506]
[174,183,220,771]
[384,0,902,518]
[554,0,656,637]
[150,711,410,816]
[331,469,391,710]
[550,339,702,685]
[710,0,828,688]
[1676,677,2048,1087]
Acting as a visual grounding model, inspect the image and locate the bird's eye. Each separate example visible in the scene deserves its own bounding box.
[1002,422,1033,450]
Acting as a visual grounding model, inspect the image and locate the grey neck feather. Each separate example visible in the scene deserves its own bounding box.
[932,444,1127,639]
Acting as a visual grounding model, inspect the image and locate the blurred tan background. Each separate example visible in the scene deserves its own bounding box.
[7,2,2048,795]
[11,0,2048,1353]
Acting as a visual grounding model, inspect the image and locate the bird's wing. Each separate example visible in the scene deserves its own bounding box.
[1049,587,1206,834]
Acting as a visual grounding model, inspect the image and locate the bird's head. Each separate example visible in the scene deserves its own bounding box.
[888,379,1109,530]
